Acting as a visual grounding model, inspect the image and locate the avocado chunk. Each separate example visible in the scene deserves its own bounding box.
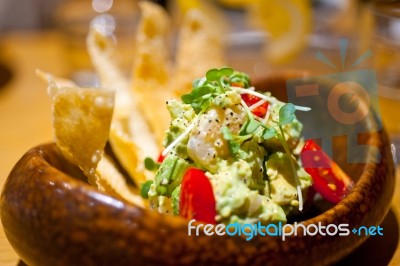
[171,185,181,215]
[154,154,189,197]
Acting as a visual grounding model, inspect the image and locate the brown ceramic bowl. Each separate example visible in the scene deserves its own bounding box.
[1,73,395,266]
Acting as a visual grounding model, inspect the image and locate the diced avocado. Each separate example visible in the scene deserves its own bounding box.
[241,140,266,191]
[149,74,314,225]
[211,90,241,108]
[163,100,196,159]
[166,99,196,121]
[209,161,287,225]
[261,103,303,152]
[266,152,312,206]
[171,185,181,215]
[154,154,189,197]
[140,180,153,199]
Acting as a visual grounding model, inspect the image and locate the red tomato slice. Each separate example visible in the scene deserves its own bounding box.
[241,94,269,118]
[301,140,354,203]
[179,168,216,224]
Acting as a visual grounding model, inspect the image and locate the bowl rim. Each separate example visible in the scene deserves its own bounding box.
[1,72,396,265]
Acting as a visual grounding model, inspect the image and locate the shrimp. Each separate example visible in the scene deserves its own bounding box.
[187,105,247,172]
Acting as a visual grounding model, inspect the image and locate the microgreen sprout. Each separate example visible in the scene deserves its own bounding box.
[169,67,308,211]
[225,100,306,211]
[248,99,268,111]
[140,180,153,199]
[279,103,296,125]
[262,105,271,124]
[182,67,251,114]
[205,66,233,92]
[221,126,251,159]
[277,103,303,211]
[232,87,311,112]
[278,124,303,211]
[240,98,253,117]
[161,115,200,157]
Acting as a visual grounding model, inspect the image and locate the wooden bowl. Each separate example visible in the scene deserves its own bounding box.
[1,73,395,266]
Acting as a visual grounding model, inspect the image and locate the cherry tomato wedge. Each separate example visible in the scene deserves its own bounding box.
[179,168,216,224]
[241,94,269,118]
[157,153,165,163]
[301,140,354,203]
[230,81,244,87]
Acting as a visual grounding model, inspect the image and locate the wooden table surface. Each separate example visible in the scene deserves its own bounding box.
[0,32,59,265]
[0,32,399,266]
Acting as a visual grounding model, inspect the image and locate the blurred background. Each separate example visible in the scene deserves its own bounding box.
[0,0,392,77]
[0,0,64,33]
[0,0,399,265]
[0,0,399,134]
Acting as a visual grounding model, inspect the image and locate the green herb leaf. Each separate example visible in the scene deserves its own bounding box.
[262,126,277,140]
[228,141,241,157]
[221,126,251,159]
[192,78,202,89]
[229,71,251,88]
[181,85,215,113]
[182,67,250,113]
[221,126,239,158]
[205,67,233,82]
[140,180,153,199]
[219,67,234,77]
[245,119,261,134]
[181,94,194,104]
[239,120,250,135]
[222,126,233,140]
[193,84,213,97]
[279,103,296,125]
[144,157,158,171]
[205,68,219,81]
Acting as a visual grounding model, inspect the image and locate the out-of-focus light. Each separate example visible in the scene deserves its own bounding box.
[90,14,116,36]
[92,0,113,13]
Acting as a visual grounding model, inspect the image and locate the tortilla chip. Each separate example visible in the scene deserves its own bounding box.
[52,86,114,178]
[87,27,159,185]
[96,154,145,207]
[86,28,134,119]
[173,9,225,96]
[36,69,77,97]
[109,118,157,184]
[131,1,174,146]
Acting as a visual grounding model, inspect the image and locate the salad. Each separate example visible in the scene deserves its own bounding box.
[38,1,353,226]
[141,67,353,225]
